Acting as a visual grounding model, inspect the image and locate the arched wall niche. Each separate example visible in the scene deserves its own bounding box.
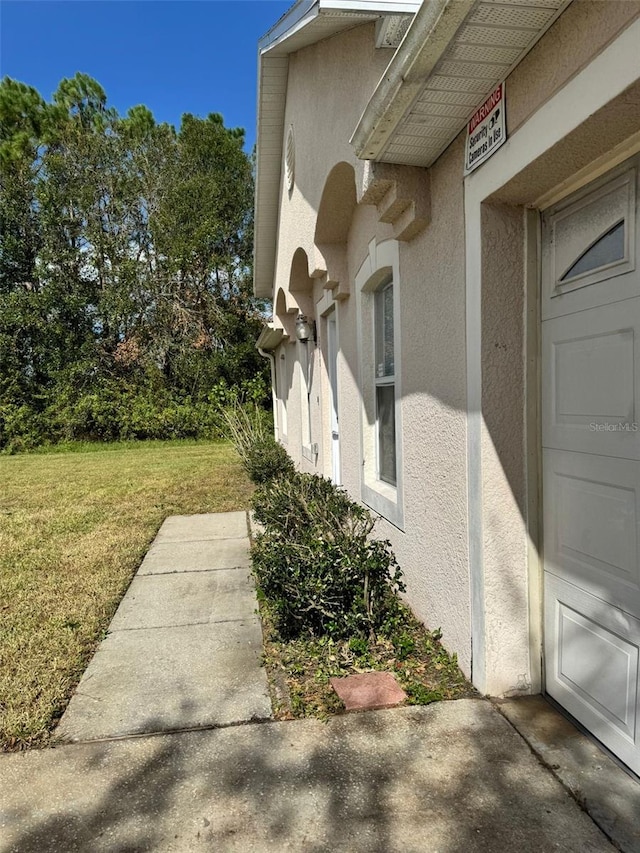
[288,247,315,318]
[274,286,297,338]
[314,162,358,245]
[310,159,431,302]
[313,162,357,300]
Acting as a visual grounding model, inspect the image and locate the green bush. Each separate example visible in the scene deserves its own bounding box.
[251,472,405,640]
[37,384,227,445]
[0,374,269,451]
[0,402,46,453]
[244,437,295,485]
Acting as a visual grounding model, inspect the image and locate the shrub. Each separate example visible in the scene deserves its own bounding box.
[0,375,259,451]
[0,402,45,453]
[245,437,295,485]
[251,472,405,640]
[41,384,227,445]
[218,398,291,484]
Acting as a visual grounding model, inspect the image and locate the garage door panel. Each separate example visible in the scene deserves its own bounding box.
[542,155,640,776]
[542,300,640,459]
[545,574,640,775]
[543,450,640,603]
[558,605,635,734]
[541,166,637,321]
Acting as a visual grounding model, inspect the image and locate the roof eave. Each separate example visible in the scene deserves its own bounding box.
[256,324,288,351]
[352,0,574,169]
[253,0,421,299]
[351,0,474,160]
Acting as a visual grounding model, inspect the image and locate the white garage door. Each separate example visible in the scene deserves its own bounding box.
[542,155,640,777]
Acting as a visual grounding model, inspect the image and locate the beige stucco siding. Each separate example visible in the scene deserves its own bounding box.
[394,136,470,670]
[506,0,640,136]
[479,202,529,694]
[270,21,474,674]
[272,23,390,298]
[265,3,640,693]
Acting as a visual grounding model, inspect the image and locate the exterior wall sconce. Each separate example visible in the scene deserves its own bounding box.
[295,313,316,344]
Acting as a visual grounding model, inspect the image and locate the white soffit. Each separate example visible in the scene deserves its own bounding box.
[256,324,288,351]
[351,0,574,168]
[254,0,420,298]
[259,0,419,57]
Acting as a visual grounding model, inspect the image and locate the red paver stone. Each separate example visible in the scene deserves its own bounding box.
[330,671,407,711]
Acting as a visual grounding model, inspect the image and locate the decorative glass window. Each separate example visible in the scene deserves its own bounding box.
[375,278,396,485]
[560,220,625,281]
[542,166,636,318]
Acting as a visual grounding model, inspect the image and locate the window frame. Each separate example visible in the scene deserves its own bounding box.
[355,239,404,529]
[374,277,397,486]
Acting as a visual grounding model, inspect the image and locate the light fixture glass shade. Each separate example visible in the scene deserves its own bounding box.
[295,314,313,342]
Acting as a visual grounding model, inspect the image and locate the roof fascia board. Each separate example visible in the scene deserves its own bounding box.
[259,0,319,56]
[417,0,572,169]
[351,0,475,159]
[259,0,420,56]
[321,0,419,12]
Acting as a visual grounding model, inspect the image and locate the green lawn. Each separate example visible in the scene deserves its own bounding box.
[0,440,252,750]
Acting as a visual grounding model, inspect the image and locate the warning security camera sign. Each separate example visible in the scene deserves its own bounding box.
[464,83,506,175]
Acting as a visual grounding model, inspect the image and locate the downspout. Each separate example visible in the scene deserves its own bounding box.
[258,347,279,441]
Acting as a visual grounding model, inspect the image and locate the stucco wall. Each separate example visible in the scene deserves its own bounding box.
[265,5,640,693]
[270,22,473,673]
[393,136,470,670]
[506,0,640,136]
[272,23,389,299]
[480,203,529,695]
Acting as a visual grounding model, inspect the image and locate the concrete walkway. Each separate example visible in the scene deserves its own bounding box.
[55,511,271,742]
[0,512,638,852]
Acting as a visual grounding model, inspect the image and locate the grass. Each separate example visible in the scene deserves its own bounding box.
[0,440,252,750]
[259,597,476,720]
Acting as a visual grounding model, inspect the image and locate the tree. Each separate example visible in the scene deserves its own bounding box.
[0,74,268,449]
[145,111,261,394]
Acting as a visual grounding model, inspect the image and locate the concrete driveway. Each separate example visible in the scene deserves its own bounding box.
[0,512,637,852]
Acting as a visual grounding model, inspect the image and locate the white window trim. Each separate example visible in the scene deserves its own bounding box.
[374,278,396,486]
[355,238,404,529]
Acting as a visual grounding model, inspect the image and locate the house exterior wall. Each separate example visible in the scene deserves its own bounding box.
[466,13,640,695]
[393,137,470,668]
[272,23,389,293]
[271,22,474,672]
[506,0,639,136]
[263,2,640,692]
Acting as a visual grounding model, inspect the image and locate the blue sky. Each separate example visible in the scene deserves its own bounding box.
[0,0,292,150]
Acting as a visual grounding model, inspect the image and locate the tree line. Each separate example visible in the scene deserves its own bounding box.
[0,73,268,451]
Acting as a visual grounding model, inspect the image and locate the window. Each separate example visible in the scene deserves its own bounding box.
[560,220,625,281]
[375,278,396,485]
[544,168,635,304]
[355,239,403,529]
